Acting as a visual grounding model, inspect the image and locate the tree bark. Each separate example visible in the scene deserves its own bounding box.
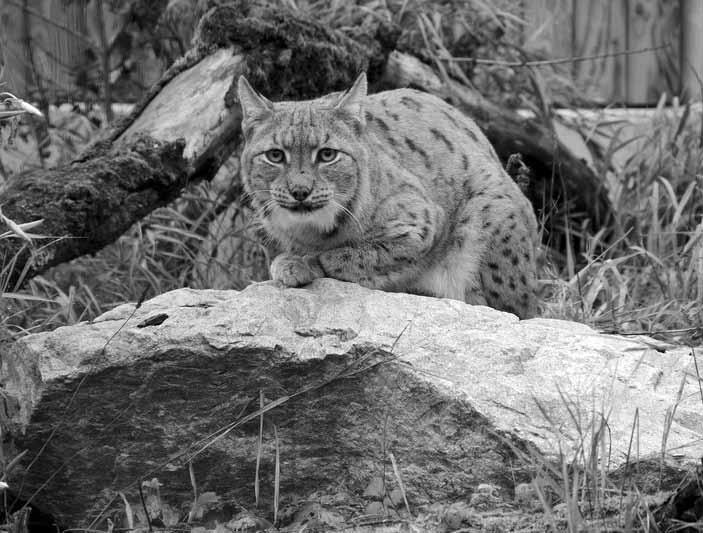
[0,1,610,289]
[0,136,189,290]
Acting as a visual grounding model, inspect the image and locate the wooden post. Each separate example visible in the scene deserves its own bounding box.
[680,0,703,100]
[627,0,679,105]
[521,0,573,59]
[572,0,628,103]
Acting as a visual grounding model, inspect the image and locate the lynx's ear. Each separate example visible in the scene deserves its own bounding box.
[237,76,273,130]
[334,72,367,122]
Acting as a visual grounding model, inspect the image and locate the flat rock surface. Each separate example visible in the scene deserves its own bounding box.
[1,279,701,527]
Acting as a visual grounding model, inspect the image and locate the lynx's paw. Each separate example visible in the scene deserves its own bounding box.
[270,254,325,287]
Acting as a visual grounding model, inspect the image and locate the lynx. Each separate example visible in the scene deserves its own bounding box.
[237,73,539,318]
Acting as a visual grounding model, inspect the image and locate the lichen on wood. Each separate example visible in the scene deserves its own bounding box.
[195,0,399,102]
[0,136,188,289]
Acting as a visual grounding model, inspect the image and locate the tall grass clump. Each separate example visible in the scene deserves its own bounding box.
[543,100,703,343]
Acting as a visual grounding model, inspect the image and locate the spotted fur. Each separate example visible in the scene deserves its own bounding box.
[238,73,539,318]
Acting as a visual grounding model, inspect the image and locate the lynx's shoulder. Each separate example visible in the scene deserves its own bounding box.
[365,89,501,162]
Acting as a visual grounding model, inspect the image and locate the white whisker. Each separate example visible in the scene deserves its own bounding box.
[241,188,273,204]
[331,198,364,235]
[251,198,277,222]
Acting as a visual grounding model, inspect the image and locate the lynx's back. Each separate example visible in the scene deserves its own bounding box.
[238,74,539,317]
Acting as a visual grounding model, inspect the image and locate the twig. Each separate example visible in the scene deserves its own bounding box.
[273,424,280,526]
[186,461,197,523]
[445,43,671,68]
[255,389,264,507]
[660,371,688,486]
[388,452,411,518]
[119,491,134,530]
[138,481,153,533]
[619,408,640,510]
[0,449,27,482]
[692,347,702,406]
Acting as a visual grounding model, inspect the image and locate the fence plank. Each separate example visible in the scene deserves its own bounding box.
[572,0,628,102]
[626,0,679,103]
[1,0,89,101]
[522,0,573,58]
[0,1,27,95]
[681,0,703,100]
[49,0,88,100]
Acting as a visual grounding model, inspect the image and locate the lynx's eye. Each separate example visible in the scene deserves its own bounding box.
[264,149,286,164]
[316,148,339,164]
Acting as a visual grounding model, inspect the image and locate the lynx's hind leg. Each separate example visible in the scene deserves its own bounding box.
[479,203,538,318]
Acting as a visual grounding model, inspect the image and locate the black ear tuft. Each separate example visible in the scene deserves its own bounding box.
[238,76,274,129]
[334,72,367,123]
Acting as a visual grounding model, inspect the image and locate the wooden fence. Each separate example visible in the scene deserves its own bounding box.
[0,0,164,105]
[522,0,702,105]
[1,0,702,106]
[1,0,91,103]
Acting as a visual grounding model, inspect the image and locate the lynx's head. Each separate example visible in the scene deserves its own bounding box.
[237,73,370,246]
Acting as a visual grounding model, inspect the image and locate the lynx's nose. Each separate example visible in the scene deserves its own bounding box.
[289,186,311,202]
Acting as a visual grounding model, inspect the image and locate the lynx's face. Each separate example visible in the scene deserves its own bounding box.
[238,75,369,237]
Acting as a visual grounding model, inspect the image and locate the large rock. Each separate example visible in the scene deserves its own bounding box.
[1,279,700,528]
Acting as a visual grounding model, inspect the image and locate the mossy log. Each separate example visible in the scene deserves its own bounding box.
[0,137,188,290]
[0,1,610,288]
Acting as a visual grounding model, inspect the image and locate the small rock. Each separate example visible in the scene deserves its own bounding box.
[443,501,477,529]
[388,487,405,507]
[363,476,385,499]
[364,501,385,516]
[515,482,537,505]
[469,483,501,509]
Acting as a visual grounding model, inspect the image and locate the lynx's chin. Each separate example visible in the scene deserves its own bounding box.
[269,202,341,235]
[283,203,322,213]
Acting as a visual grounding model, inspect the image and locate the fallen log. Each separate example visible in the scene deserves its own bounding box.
[0,135,189,291]
[0,1,610,289]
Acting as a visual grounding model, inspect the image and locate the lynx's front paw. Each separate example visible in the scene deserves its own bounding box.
[270,254,325,287]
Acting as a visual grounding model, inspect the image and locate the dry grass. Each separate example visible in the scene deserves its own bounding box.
[541,101,703,344]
